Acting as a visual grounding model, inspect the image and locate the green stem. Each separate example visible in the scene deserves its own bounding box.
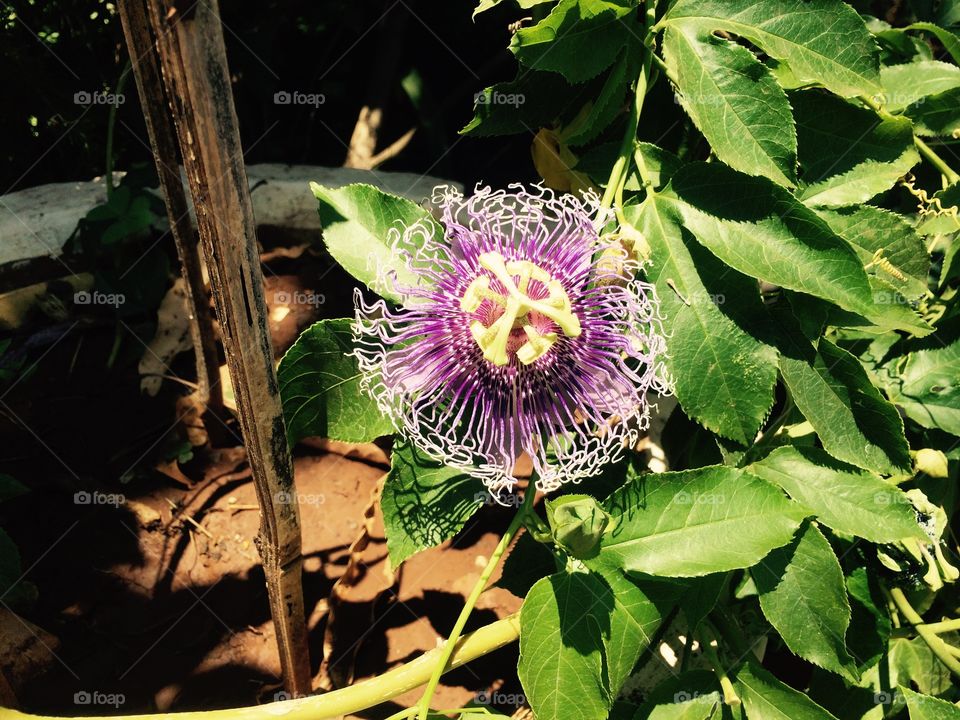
[915,136,960,185]
[6,617,520,720]
[698,623,741,707]
[906,617,960,634]
[414,488,535,720]
[105,61,132,199]
[599,1,657,216]
[859,94,960,184]
[888,587,960,680]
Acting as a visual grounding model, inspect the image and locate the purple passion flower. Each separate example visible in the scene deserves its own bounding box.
[354,185,669,496]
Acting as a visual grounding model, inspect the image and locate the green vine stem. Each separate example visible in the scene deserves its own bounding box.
[910,617,960,634]
[888,586,960,680]
[859,94,960,185]
[697,622,741,706]
[599,1,657,217]
[414,487,536,719]
[3,616,521,720]
[105,60,133,199]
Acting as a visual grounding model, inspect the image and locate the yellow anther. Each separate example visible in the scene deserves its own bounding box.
[464,251,580,366]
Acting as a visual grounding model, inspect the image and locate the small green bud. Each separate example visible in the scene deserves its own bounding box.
[546,494,611,559]
[913,448,949,479]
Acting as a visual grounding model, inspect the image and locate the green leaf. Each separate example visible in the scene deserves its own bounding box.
[907,22,960,65]
[473,0,553,19]
[879,60,960,112]
[735,661,840,719]
[901,687,960,720]
[381,443,483,567]
[748,446,925,543]
[753,522,859,681]
[792,91,919,207]
[0,474,27,503]
[599,465,808,577]
[310,182,441,303]
[662,0,881,97]
[462,70,579,137]
[907,87,960,137]
[577,142,682,192]
[563,50,633,147]
[278,319,394,445]
[878,637,953,695]
[510,0,636,84]
[666,162,928,335]
[499,530,561,598]
[814,205,929,299]
[636,670,728,719]
[629,196,777,444]
[778,336,912,475]
[519,568,662,720]
[662,26,797,186]
[884,339,960,435]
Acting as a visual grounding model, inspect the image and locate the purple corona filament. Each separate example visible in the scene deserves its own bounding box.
[353,185,669,496]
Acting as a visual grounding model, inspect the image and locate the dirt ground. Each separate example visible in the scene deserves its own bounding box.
[0,244,524,718]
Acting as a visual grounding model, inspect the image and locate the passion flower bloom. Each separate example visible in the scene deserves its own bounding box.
[353,185,668,496]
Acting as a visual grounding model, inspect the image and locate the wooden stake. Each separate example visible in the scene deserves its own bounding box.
[127,0,312,695]
[117,0,222,412]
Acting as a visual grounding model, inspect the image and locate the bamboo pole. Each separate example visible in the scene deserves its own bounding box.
[126,0,312,695]
[117,0,222,411]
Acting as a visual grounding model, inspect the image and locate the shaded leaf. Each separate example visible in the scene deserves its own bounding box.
[630,196,777,444]
[278,319,394,445]
[792,91,919,207]
[735,662,840,719]
[663,26,796,186]
[381,443,483,566]
[753,522,859,681]
[748,446,924,542]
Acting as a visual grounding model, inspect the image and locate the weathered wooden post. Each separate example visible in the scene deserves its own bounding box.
[120,0,313,695]
[117,0,221,411]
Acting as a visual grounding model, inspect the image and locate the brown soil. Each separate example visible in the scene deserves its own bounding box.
[0,246,524,719]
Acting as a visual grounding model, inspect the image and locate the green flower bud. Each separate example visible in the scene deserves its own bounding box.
[546,494,611,559]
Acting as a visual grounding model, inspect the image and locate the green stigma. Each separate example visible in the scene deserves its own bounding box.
[459,251,581,367]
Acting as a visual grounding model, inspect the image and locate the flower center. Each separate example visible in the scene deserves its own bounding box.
[459,251,581,366]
